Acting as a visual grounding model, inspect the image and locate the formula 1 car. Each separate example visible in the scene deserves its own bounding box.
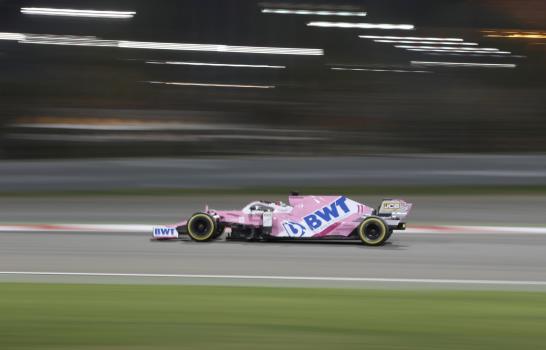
[152,193,412,246]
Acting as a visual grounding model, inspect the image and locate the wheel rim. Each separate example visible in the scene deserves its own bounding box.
[365,223,382,241]
[188,215,215,240]
[360,219,386,244]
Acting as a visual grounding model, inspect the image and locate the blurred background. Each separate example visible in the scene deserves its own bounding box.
[0,0,545,193]
[1,0,545,160]
[0,0,545,225]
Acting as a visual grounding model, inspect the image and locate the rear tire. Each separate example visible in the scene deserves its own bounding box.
[187,213,217,242]
[358,217,389,246]
[386,230,393,240]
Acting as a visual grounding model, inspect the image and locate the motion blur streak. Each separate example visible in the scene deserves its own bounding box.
[147,81,276,89]
[118,40,324,55]
[374,40,477,45]
[331,67,431,73]
[486,34,546,39]
[308,22,415,30]
[20,7,136,18]
[0,32,25,40]
[12,32,323,55]
[425,52,525,58]
[483,30,546,39]
[262,9,367,16]
[407,49,511,54]
[21,34,118,47]
[146,61,286,69]
[411,61,517,68]
[396,45,500,51]
[359,35,463,41]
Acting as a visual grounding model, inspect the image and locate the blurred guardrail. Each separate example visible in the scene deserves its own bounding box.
[2,103,546,159]
[1,154,546,192]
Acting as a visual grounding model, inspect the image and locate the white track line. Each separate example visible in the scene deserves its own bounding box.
[406,226,546,235]
[1,224,546,235]
[0,224,151,232]
[1,271,546,286]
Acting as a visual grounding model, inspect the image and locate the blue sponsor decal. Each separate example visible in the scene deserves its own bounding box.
[282,196,353,237]
[282,221,307,237]
[303,196,351,231]
[153,227,176,236]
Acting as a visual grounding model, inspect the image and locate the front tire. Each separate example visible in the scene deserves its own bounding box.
[187,213,217,242]
[358,217,389,246]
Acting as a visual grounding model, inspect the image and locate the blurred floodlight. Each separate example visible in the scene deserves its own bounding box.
[482,30,546,39]
[360,35,461,41]
[21,34,118,47]
[485,34,546,39]
[119,41,323,55]
[147,81,276,89]
[396,45,500,51]
[146,61,286,68]
[425,52,526,58]
[14,32,323,55]
[406,48,511,54]
[308,22,414,30]
[262,8,366,16]
[374,40,478,45]
[331,67,431,73]
[0,32,25,41]
[20,7,136,18]
[411,61,516,68]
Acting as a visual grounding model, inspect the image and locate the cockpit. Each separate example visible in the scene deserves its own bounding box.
[242,201,293,214]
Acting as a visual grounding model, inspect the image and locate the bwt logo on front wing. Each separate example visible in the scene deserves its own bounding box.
[283,197,355,237]
[152,227,178,238]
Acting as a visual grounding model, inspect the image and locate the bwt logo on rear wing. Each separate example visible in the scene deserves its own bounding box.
[282,196,358,237]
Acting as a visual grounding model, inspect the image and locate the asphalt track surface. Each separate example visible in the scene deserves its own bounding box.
[2,154,546,191]
[1,195,545,289]
[2,229,546,289]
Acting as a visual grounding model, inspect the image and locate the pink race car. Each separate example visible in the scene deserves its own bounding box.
[153,193,412,246]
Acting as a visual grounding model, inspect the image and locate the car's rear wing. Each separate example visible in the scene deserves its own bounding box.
[378,199,412,221]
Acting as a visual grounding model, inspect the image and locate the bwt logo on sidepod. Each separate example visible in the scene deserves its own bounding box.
[283,197,354,237]
[282,221,307,237]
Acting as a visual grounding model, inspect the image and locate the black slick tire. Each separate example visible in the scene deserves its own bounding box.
[187,213,217,242]
[358,217,389,246]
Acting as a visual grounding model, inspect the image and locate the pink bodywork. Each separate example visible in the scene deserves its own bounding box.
[175,195,412,238]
